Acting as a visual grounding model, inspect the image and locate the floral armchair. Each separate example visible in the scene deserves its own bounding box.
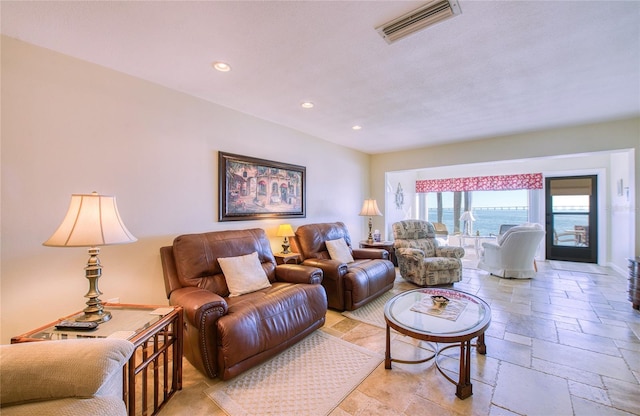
[392,220,464,286]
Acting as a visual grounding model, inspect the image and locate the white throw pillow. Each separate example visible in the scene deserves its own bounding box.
[218,252,271,297]
[325,237,354,263]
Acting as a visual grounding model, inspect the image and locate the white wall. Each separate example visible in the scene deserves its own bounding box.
[610,150,635,270]
[384,171,417,240]
[0,37,371,343]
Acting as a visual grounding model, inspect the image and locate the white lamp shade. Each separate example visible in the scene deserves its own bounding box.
[459,211,476,222]
[359,199,382,216]
[276,224,295,237]
[44,193,137,247]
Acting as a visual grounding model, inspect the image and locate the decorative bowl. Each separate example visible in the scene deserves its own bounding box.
[431,295,450,308]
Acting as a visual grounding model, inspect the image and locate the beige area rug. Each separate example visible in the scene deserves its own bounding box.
[341,290,397,329]
[205,330,383,416]
[549,260,610,274]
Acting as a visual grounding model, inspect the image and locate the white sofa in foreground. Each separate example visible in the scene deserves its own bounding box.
[0,338,134,416]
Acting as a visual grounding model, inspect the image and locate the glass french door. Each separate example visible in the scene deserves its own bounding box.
[545,176,597,263]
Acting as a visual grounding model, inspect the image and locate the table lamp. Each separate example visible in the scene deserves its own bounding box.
[277,224,295,254]
[459,211,476,236]
[359,199,382,244]
[43,192,137,323]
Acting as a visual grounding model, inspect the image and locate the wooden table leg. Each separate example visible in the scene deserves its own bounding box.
[476,332,487,355]
[456,340,473,399]
[385,324,392,369]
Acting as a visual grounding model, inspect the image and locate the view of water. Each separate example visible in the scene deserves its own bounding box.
[427,208,588,236]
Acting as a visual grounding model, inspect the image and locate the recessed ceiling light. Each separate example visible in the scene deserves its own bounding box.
[352,125,362,131]
[301,102,314,109]
[212,62,231,72]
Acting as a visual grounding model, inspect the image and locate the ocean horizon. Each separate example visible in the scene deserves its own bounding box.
[427,208,587,236]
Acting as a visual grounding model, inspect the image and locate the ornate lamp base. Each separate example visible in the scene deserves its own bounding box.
[77,310,112,323]
[281,236,291,254]
[367,217,374,244]
[75,247,111,324]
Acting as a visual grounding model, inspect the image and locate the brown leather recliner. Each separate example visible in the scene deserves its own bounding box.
[291,222,396,311]
[160,228,327,380]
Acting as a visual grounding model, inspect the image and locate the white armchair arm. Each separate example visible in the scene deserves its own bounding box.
[481,241,502,265]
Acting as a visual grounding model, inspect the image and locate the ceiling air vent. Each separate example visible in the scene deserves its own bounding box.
[376,0,461,44]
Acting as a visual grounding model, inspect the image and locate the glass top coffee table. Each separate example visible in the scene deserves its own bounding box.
[384,288,491,399]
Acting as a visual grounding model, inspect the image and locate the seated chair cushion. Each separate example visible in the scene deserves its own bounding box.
[218,252,272,297]
[423,256,461,271]
[218,281,327,373]
[325,237,354,263]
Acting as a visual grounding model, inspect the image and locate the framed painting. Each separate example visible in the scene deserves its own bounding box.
[218,151,306,221]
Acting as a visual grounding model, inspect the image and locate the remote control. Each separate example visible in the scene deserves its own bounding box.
[55,320,99,331]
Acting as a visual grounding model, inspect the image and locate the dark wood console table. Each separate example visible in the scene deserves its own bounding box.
[629,257,639,310]
[360,240,397,266]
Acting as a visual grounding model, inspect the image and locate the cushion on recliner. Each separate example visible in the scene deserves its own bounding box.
[218,252,271,297]
[326,238,354,263]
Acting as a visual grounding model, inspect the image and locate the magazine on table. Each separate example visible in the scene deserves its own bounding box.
[411,296,468,321]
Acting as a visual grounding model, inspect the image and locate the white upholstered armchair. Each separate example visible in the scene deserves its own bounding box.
[478,223,545,279]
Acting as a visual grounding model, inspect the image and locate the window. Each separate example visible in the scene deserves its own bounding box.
[422,190,529,236]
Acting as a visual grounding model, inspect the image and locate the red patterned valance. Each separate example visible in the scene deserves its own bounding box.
[416,173,543,193]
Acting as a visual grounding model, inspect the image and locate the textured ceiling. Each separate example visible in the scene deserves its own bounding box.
[2,1,639,154]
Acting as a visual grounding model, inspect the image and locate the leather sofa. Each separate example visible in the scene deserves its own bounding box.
[291,222,396,311]
[160,228,327,380]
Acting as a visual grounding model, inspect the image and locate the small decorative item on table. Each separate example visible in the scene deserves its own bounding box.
[431,295,450,308]
[411,290,468,321]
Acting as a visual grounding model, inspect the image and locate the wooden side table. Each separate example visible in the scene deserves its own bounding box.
[274,252,300,264]
[11,303,183,416]
[359,240,397,266]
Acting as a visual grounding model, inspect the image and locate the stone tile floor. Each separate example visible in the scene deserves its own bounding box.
[159,260,640,415]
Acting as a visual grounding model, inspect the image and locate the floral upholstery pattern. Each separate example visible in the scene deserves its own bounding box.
[393,220,464,286]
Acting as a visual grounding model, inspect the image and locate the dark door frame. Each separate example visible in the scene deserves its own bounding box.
[545,175,598,263]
